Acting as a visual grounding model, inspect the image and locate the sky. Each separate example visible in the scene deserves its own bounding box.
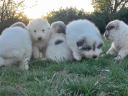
[23,0,94,19]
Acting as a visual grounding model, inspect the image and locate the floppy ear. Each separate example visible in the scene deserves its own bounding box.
[56,25,66,34]
[76,38,86,47]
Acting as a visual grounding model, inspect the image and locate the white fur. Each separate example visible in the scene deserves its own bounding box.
[104,20,128,60]
[46,33,73,62]
[27,19,50,59]
[66,19,103,61]
[0,27,32,70]
[46,21,73,62]
[10,22,26,28]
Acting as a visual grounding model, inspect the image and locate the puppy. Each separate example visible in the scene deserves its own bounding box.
[104,20,128,60]
[66,19,103,61]
[27,19,50,59]
[46,21,73,62]
[0,24,32,70]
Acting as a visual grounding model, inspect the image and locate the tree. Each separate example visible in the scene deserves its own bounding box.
[0,0,29,32]
[0,0,25,22]
[92,0,128,13]
[46,8,88,24]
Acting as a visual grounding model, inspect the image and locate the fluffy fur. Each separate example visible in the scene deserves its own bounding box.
[46,21,73,62]
[27,18,50,59]
[66,19,103,61]
[0,26,32,70]
[104,20,128,60]
[10,22,26,28]
[50,21,66,34]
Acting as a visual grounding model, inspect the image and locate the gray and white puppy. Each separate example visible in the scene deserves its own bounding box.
[104,20,128,60]
[46,21,73,62]
[66,19,103,61]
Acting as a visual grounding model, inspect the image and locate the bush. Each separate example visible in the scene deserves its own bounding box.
[46,8,128,34]
[46,8,89,24]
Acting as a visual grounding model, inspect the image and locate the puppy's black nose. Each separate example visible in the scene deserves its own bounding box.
[93,55,97,59]
[38,37,42,41]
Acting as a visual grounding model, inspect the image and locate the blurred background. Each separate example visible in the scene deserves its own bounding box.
[0,0,128,33]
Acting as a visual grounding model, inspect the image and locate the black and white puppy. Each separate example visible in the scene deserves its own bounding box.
[46,21,73,62]
[66,19,103,61]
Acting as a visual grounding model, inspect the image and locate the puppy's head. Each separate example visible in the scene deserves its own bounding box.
[51,21,66,34]
[10,22,26,28]
[27,18,50,41]
[104,20,126,40]
[76,37,103,58]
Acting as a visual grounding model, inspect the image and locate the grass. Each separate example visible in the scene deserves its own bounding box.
[0,41,128,96]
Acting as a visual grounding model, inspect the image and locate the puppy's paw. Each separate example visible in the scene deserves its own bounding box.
[73,53,82,61]
[106,50,113,55]
[41,57,47,61]
[19,63,29,70]
[114,55,122,61]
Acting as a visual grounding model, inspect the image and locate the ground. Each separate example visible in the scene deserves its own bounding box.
[0,41,128,96]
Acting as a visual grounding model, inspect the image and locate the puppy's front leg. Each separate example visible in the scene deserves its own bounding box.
[33,46,40,59]
[106,46,117,56]
[19,58,29,70]
[72,49,82,61]
[114,49,128,60]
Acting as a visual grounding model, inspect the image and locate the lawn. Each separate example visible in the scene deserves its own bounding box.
[0,41,128,96]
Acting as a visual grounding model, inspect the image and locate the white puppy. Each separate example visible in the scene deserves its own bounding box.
[27,19,50,59]
[46,21,73,62]
[104,20,128,60]
[66,19,103,61]
[0,24,32,70]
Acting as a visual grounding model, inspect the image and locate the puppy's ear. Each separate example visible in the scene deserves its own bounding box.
[57,25,66,34]
[76,38,86,47]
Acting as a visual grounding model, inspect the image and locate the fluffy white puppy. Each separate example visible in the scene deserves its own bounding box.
[104,20,128,60]
[0,25,32,70]
[46,21,73,62]
[27,19,50,59]
[66,19,103,61]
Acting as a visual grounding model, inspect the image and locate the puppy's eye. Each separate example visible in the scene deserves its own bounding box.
[77,39,85,47]
[34,30,36,32]
[82,46,91,51]
[97,43,103,49]
[42,29,45,32]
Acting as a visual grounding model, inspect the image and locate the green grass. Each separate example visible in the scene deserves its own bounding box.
[0,41,128,96]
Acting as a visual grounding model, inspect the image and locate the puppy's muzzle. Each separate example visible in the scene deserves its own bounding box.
[38,37,42,41]
[92,55,97,59]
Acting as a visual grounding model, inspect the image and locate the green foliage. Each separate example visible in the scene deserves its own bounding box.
[0,13,29,33]
[46,8,88,24]
[46,7,128,34]
[92,0,111,12]
[0,0,29,33]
